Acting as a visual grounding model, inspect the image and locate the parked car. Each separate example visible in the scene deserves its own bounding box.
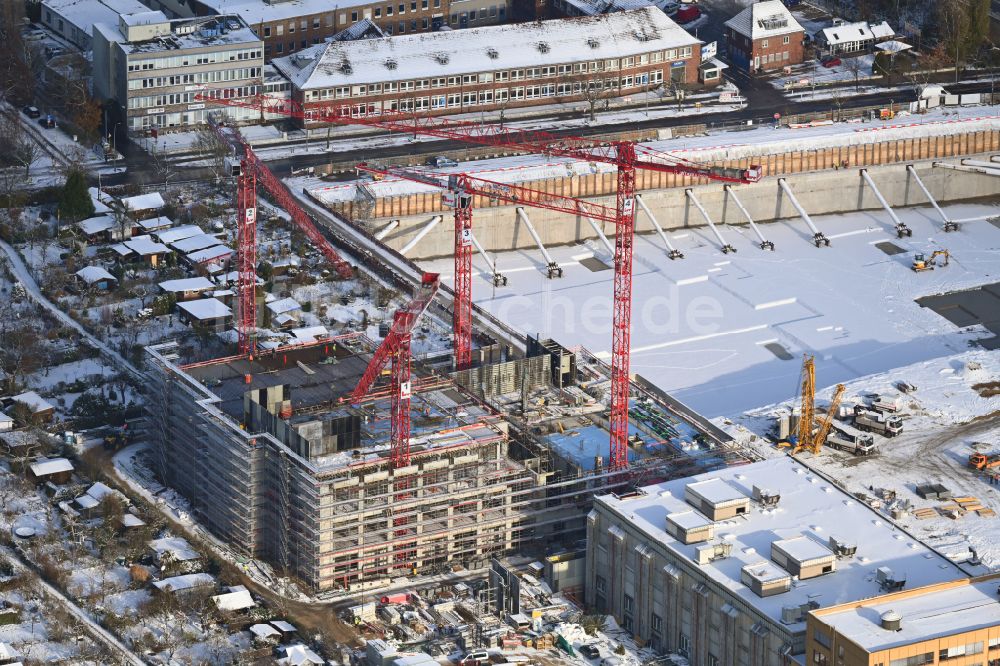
[820,55,842,67]
[580,645,601,660]
[426,155,458,168]
[461,651,490,666]
[675,5,701,23]
[21,105,40,119]
[38,114,57,128]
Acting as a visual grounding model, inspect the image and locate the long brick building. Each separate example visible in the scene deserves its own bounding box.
[271,7,705,126]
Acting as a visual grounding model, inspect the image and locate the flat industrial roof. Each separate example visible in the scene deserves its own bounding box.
[816,576,1000,652]
[595,457,966,631]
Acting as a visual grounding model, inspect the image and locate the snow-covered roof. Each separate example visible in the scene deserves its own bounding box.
[88,187,113,214]
[185,245,232,264]
[29,457,74,477]
[121,513,146,527]
[42,0,149,41]
[12,391,55,414]
[557,0,657,17]
[86,481,118,501]
[869,20,894,39]
[273,7,699,90]
[154,224,204,245]
[279,644,325,666]
[817,576,1000,651]
[289,325,330,344]
[120,9,167,25]
[331,17,385,41]
[212,589,256,611]
[876,39,910,53]
[820,20,873,45]
[121,192,165,212]
[152,572,215,592]
[75,494,100,510]
[178,298,232,321]
[251,623,281,639]
[158,277,216,293]
[123,235,170,256]
[0,411,12,425]
[171,234,222,254]
[0,642,20,660]
[271,620,297,633]
[267,297,302,315]
[394,654,437,666]
[595,457,967,631]
[724,0,803,40]
[77,215,115,235]
[149,536,201,562]
[136,216,173,231]
[76,266,117,285]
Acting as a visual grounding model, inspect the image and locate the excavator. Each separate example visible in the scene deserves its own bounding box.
[968,452,1000,471]
[912,250,950,272]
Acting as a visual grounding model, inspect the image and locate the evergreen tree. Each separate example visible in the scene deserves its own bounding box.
[58,166,95,224]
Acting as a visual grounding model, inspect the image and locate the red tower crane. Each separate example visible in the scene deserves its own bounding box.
[199,94,762,471]
[350,272,440,468]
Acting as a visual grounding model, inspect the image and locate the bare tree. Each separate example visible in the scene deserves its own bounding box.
[193,122,232,182]
[581,79,617,122]
[844,57,866,91]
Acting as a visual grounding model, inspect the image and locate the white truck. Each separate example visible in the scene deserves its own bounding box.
[827,421,879,455]
[853,406,903,437]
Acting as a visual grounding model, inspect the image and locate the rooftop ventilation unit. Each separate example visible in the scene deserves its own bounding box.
[695,540,732,565]
[339,58,353,74]
[587,38,600,48]
[880,610,902,631]
[486,47,499,59]
[536,41,550,53]
[877,567,906,591]
[434,52,449,64]
[753,485,780,507]
[758,15,789,30]
[384,58,398,70]
[828,535,857,559]
[779,600,820,625]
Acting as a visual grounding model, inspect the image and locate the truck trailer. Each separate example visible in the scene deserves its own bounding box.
[853,406,903,437]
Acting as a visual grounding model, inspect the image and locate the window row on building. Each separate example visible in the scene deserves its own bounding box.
[127,48,262,71]
[127,67,262,90]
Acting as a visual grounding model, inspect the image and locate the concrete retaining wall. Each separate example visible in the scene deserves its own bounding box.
[364,158,999,260]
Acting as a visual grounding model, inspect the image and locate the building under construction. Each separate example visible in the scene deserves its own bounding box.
[146,332,746,593]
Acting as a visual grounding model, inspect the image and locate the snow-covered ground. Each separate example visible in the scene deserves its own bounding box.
[420,202,1000,418]
[731,348,1000,570]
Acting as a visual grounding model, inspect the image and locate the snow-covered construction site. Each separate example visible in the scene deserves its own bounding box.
[114,98,1000,666]
[285,103,1000,592]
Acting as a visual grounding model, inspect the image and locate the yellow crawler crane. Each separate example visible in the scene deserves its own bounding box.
[809,384,846,455]
[790,355,816,453]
